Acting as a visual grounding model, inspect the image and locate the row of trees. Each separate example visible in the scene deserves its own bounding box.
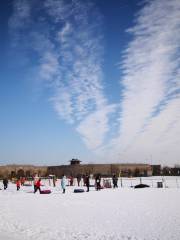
[1,165,179,179]
[0,169,46,179]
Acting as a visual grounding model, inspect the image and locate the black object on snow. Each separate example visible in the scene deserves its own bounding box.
[157,182,163,188]
[134,184,150,188]
[40,190,51,194]
[74,189,85,193]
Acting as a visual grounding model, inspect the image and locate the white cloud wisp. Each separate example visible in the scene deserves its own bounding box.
[9,0,115,150]
[97,0,180,165]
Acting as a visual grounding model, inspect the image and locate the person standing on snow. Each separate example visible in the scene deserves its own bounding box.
[34,178,41,193]
[3,178,8,190]
[52,176,56,187]
[61,174,66,194]
[69,175,73,186]
[33,177,38,192]
[16,179,21,191]
[112,174,118,188]
[85,174,90,192]
[77,175,81,186]
[95,174,101,191]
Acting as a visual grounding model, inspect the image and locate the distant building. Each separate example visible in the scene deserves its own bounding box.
[0,160,154,178]
[70,158,81,165]
[47,159,153,177]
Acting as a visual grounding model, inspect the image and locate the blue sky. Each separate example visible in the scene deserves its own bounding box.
[0,0,180,166]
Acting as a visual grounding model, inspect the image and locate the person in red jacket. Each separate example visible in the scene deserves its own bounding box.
[34,178,41,193]
[16,179,21,191]
[69,175,73,186]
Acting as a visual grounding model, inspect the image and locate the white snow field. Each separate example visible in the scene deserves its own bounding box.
[0,177,180,240]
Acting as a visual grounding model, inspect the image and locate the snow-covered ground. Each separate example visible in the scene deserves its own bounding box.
[0,177,180,240]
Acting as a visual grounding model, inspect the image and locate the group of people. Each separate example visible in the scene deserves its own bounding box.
[33,173,117,194]
[67,174,108,191]
[2,178,25,191]
[1,174,119,193]
[82,173,115,192]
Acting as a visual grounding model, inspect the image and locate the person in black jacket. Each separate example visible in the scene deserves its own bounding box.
[3,178,8,190]
[95,174,101,191]
[85,174,90,192]
[77,175,81,187]
[112,174,118,188]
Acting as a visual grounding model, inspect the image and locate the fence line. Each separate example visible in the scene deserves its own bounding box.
[115,177,180,188]
[1,177,180,189]
[27,177,180,188]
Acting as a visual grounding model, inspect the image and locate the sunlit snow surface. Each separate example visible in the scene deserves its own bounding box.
[0,177,180,240]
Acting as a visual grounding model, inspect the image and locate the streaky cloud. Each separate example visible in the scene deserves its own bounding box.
[96,0,180,165]
[9,0,115,149]
[77,105,116,150]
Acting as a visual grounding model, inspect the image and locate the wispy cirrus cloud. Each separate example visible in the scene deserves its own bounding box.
[9,0,115,149]
[9,0,180,164]
[76,105,116,149]
[96,0,180,165]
